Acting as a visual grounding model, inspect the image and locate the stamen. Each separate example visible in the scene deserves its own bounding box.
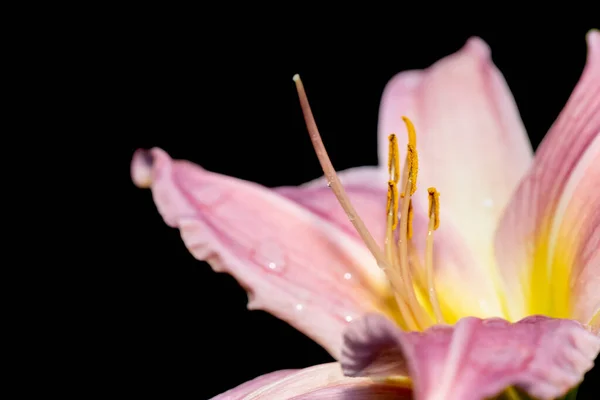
[382,135,420,329]
[397,117,430,329]
[292,74,389,269]
[426,187,444,322]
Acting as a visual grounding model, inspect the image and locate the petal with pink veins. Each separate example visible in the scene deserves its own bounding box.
[495,30,600,322]
[378,37,533,320]
[212,363,412,400]
[131,148,402,359]
[341,314,600,400]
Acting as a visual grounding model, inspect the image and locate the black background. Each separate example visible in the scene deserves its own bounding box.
[120,16,598,399]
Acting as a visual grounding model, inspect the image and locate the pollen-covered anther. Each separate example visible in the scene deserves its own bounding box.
[427,187,440,231]
[388,134,400,183]
[386,133,401,232]
[387,180,399,230]
[402,116,418,196]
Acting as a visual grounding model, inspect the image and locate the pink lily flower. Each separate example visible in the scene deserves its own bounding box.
[131,31,600,400]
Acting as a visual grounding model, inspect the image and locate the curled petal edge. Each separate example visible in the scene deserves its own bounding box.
[341,313,600,400]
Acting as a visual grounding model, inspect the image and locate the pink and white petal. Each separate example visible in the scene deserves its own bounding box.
[495,30,600,321]
[341,313,600,400]
[557,138,600,325]
[275,166,388,245]
[131,148,400,359]
[378,37,533,320]
[213,363,412,400]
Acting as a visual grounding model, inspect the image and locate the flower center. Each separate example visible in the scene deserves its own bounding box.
[293,74,444,331]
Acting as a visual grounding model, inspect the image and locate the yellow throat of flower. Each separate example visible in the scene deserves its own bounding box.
[293,74,444,331]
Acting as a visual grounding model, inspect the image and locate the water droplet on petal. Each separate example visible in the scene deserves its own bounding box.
[326,181,332,188]
[343,273,352,280]
[253,240,287,274]
[482,198,494,208]
[341,311,358,323]
[295,303,304,311]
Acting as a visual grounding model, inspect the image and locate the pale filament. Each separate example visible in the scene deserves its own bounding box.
[293,74,443,331]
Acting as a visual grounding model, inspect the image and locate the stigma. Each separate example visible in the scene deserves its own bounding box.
[294,74,444,331]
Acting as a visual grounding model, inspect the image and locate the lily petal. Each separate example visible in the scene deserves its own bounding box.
[131,148,400,359]
[495,30,600,321]
[276,166,387,244]
[378,37,533,319]
[341,313,600,400]
[213,363,412,400]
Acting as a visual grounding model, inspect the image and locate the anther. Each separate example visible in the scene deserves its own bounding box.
[387,181,399,230]
[402,117,418,196]
[427,188,440,230]
[388,134,400,183]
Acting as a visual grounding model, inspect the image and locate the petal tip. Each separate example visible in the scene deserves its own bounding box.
[463,36,491,60]
[131,148,154,188]
[587,28,600,53]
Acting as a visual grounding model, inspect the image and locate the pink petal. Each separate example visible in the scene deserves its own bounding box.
[276,166,388,244]
[495,30,600,322]
[377,37,533,319]
[341,314,600,400]
[212,363,411,400]
[131,148,399,359]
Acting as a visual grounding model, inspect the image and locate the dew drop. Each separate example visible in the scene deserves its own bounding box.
[343,273,352,280]
[482,198,494,208]
[253,240,287,273]
[326,181,332,188]
[295,303,304,311]
[345,315,353,322]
